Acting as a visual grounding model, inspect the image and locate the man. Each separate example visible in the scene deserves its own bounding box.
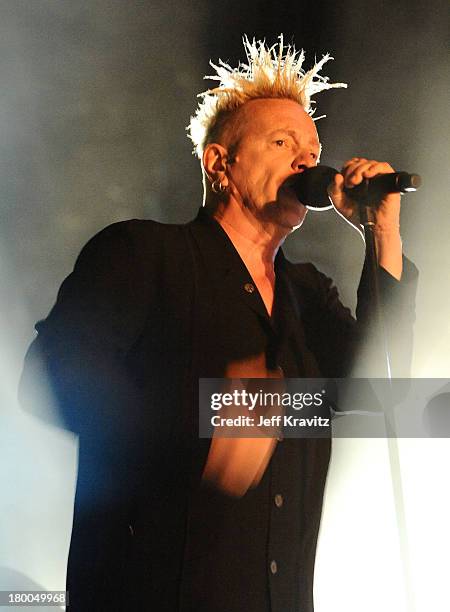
[19,37,417,611]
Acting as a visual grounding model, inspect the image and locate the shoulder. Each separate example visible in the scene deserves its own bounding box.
[80,218,186,251]
[281,257,350,317]
[282,258,334,294]
[73,218,190,269]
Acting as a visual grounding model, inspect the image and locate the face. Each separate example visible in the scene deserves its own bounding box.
[224,98,321,230]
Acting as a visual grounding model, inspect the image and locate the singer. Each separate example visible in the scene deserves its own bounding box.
[19,36,418,611]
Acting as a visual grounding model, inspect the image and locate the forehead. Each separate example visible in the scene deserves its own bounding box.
[237,98,319,139]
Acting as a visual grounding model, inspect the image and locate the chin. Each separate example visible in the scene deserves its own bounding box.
[259,196,307,231]
[283,214,306,232]
[278,199,308,230]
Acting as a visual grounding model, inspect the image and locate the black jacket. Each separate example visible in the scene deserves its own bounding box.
[19,208,418,611]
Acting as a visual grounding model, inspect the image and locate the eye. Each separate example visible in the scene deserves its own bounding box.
[274,139,285,147]
[310,152,317,160]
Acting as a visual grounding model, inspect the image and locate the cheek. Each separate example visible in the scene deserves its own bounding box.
[229,157,282,201]
[249,175,277,201]
[231,167,260,193]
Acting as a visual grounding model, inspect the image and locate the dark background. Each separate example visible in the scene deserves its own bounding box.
[0,1,448,607]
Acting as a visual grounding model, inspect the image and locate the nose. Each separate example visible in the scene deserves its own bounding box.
[291,151,317,171]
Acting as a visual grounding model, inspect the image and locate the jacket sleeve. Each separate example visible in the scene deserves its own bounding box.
[297,255,419,378]
[18,220,160,507]
[354,256,419,377]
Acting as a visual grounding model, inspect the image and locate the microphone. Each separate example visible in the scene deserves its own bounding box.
[286,165,422,210]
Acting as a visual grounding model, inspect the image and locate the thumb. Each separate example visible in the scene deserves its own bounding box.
[327,172,345,202]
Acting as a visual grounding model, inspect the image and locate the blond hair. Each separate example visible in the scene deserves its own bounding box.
[187,35,347,158]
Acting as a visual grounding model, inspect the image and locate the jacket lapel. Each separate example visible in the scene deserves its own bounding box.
[189,208,270,322]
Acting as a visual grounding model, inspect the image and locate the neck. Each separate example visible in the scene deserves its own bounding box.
[209,199,289,269]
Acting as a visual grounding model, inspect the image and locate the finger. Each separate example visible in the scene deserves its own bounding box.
[345,161,394,188]
[343,158,394,175]
[345,161,379,188]
[341,157,367,173]
[342,156,366,168]
[327,173,361,227]
[327,172,345,197]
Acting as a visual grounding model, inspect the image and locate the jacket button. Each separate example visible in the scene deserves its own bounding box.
[244,282,255,293]
[270,560,278,574]
[274,493,284,508]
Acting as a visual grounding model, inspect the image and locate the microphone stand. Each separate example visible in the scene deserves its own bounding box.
[358,182,416,612]
[293,165,421,609]
[358,194,392,378]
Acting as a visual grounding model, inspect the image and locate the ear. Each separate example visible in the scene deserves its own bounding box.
[202,143,230,186]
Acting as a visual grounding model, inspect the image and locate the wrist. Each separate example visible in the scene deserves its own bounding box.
[373,222,400,234]
[374,229,403,280]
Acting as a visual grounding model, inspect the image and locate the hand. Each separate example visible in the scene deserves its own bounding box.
[328,157,403,279]
[327,157,401,235]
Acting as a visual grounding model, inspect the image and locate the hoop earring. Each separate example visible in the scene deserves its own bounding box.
[211,178,227,194]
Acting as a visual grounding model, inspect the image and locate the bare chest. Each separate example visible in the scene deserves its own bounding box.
[250,271,275,317]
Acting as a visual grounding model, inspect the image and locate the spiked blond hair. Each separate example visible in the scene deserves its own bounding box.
[187,35,347,159]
